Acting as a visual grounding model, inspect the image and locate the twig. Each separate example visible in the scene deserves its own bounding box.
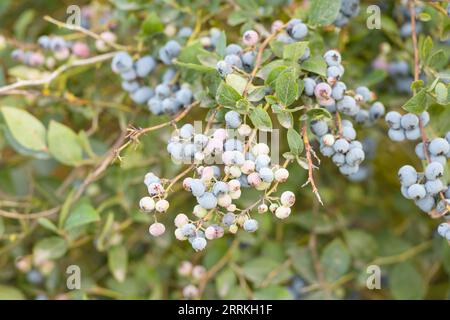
[197,238,239,298]
[115,101,198,159]
[0,207,60,220]
[301,123,323,205]
[44,16,132,51]
[0,52,117,94]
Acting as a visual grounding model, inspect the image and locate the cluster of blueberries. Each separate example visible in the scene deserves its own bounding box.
[334,0,360,27]
[177,261,205,299]
[144,110,296,251]
[311,118,366,177]
[111,43,193,113]
[11,35,93,68]
[385,110,429,142]
[396,131,450,240]
[139,172,170,237]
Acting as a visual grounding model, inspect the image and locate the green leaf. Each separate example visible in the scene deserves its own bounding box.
[402,88,428,114]
[253,286,292,300]
[216,268,237,298]
[389,262,425,300]
[306,107,332,120]
[287,247,317,283]
[249,106,272,131]
[276,111,294,129]
[248,86,267,102]
[215,31,226,57]
[435,82,448,105]
[64,198,100,230]
[48,121,83,166]
[283,41,308,64]
[225,74,248,95]
[320,239,351,282]
[216,82,242,107]
[287,128,304,155]
[0,106,47,152]
[242,257,291,285]
[275,70,298,106]
[420,36,433,63]
[344,230,378,261]
[174,61,216,73]
[428,50,447,69]
[309,0,342,25]
[301,55,327,77]
[33,236,68,265]
[108,245,128,283]
[0,285,25,300]
[266,66,288,88]
[37,218,59,233]
[140,12,163,35]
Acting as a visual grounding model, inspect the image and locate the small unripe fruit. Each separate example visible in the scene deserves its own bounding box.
[275,206,291,219]
[280,191,295,207]
[258,203,268,213]
[139,197,155,212]
[174,213,189,228]
[178,261,193,276]
[243,30,259,46]
[274,168,289,182]
[149,222,166,236]
[193,205,207,218]
[269,203,279,213]
[155,199,170,213]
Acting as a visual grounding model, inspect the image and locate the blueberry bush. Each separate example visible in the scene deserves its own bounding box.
[0,0,449,300]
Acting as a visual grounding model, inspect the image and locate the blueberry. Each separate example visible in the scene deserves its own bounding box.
[310,120,329,137]
[180,124,195,139]
[243,219,258,232]
[408,183,426,200]
[120,68,137,81]
[420,111,430,127]
[385,111,402,129]
[212,181,229,196]
[177,27,193,38]
[175,88,193,106]
[131,86,154,104]
[222,213,235,226]
[356,86,371,102]
[333,138,350,153]
[224,111,241,129]
[398,165,417,187]
[197,192,218,209]
[400,113,419,130]
[388,128,406,142]
[162,68,177,83]
[165,40,181,57]
[327,65,343,79]
[438,223,450,237]
[425,179,444,195]
[332,153,346,166]
[341,0,360,17]
[369,102,385,120]
[111,51,133,73]
[415,195,435,212]
[337,96,358,116]
[135,55,156,77]
[291,23,308,40]
[181,223,197,237]
[286,18,302,36]
[298,47,310,62]
[224,139,243,152]
[345,147,365,166]
[191,237,207,251]
[190,179,206,197]
[303,78,316,96]
[155,84,171,99]
[355,110,370,124]
[121,80,140,93]
[323,50,342,67]
[225,44,243,56]
[255,154,271,171]
[38,35,51,49]
[339,164,359,176]
[405,127,421,140]
[148,97,164,115]
[224,54,243,69]
[320,144,335,157]
[216,60,233,77]
[332,81,347,100]
[241,51,256,70]
[259,167,274,183]
[415,142,426,160]
[342,126,356,141]
[429,138,450,156]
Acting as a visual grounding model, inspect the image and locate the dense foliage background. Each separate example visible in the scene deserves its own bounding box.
[0,0,449,300]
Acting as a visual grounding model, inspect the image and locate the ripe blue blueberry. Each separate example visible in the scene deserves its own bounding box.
[310,120,329,137]
[290,23,308,40]
[225,44,243,56]
[331,81,347,100]
[135,55,156,77]
[388,128,406,142]
[415,195,435,212]
[216,60,233,77]
[398,165,418,187]
[400,113,419,130]
[323,50,342,67]
[429,138,450,156]
[355,86,371,102]
[197,192,218,209]
[369,102,385,120]
[243,219,258,232]
[112,51,133,73]
[303,78,316,96]
[131,86,154,104]
[407,183,426,200]
[148,97,164,115]
[425,179,444,195]
[333,138,350,153]
[122,80,140,93]
[191,237,207,251]
[385,111,402,129]
[258,167,274,183]
[224,111,242,129]
[224,54,243,69]
[175,88,193,106]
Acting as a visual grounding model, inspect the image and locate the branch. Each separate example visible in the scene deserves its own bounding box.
[301,123,323,205]
[0,52,117,94]
[44,16,132,51]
